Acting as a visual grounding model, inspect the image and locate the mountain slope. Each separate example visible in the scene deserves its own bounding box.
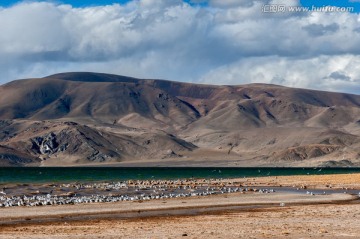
[0,72,359,166]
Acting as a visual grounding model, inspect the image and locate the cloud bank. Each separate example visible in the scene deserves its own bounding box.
[0,0,359,94]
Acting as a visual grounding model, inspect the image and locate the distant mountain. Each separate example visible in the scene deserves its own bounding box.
[0,72,359,166]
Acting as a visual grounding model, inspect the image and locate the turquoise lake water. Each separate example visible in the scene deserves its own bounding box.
[1,167,360,184]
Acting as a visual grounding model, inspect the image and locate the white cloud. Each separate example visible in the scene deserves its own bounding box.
[0,0,359,94]
[200,55,360,94]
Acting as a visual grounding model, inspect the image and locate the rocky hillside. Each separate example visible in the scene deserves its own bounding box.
[0,72,359,166]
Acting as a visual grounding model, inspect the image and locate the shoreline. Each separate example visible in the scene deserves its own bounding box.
[0,192,356,225]
[2,174,360,209]
[1,173,360,238]
[1,173,360,223]
[2,167,360,185]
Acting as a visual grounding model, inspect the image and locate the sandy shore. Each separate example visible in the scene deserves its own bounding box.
[0,192,353,222]
[1,173,360,238]
[228,173,360,190]
[2,203,359,239]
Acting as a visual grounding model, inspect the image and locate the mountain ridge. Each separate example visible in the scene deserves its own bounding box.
[0,72,359,166]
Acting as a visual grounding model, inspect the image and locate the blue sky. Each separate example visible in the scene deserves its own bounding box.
[0,0,359,9]
[0,0,359,94]
[0,0,206,7]
[301,0,360,12]
[0,0,359,13]
[0,0,129,7]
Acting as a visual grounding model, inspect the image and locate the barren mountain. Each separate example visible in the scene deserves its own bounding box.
[0,72,359,166]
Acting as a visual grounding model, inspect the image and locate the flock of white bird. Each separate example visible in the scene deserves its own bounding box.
[0,179,278,208]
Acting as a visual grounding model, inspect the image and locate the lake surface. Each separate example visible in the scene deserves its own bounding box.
[1,167,360,184]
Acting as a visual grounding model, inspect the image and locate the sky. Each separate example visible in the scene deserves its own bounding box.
[0,0,359,94]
